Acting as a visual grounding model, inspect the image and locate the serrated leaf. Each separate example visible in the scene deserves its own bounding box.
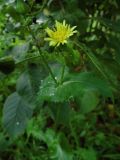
[3,92,33,136]
[37,72,113,105]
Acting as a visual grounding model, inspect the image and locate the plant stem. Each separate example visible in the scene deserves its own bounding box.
[27,26,58,85]
[16,55,41,65]
[60,65,65,84]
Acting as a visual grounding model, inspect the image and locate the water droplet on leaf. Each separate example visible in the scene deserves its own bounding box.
[16,122,20,126]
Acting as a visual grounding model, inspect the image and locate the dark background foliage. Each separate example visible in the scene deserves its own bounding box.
[0,0,120,159]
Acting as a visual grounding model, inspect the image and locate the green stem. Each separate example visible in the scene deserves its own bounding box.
[15,55,41,65]
[27,26,58,85]
[60,65,65,84]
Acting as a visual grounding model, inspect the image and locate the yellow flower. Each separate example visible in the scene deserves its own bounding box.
[44,20,77,47]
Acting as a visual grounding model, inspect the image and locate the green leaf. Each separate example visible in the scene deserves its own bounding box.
[3,92,33,136]
[44,129,73,160]
[16,72,34,103]
[38,71,113,105]
[78,148,97,160]
[9,42,29,63]
[26,113,45,140]
[76,42,117,92]
[53,144,72,160]
[16,0,29,14]
[48,102,71,125]
[28,63,47,93]
[80,89,99,113]
[5,5,21,21]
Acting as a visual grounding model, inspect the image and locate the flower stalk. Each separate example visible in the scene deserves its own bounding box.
[27,26,58,85]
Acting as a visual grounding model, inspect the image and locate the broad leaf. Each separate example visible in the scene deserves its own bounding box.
[28,63,47,93]
[38,72,113,106]
[48,102,71,125]
[16,72,34,103]
[8,42,29,63]
[3,92,33,136]
[80,89,99,113]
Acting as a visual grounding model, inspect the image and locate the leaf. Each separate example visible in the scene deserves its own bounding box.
[78,148,97,160]
[5,5,21,21]
[28,63,47,93]
[48,102,71,125]
[16,0,29,14]
[76,43,108,80]
[8,42,29,63]
[44,129,73,160]
[3,92,33,136]
[16,72,34,103]
[53,144,72,160]
[38,71,113,105]
[80,89,99,113]
[76,42,117,92]
[26,114,45,140]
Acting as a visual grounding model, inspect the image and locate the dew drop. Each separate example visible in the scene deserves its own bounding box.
[16,122,20,126]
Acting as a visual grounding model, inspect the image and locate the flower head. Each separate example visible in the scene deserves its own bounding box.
[44,20,77,47]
